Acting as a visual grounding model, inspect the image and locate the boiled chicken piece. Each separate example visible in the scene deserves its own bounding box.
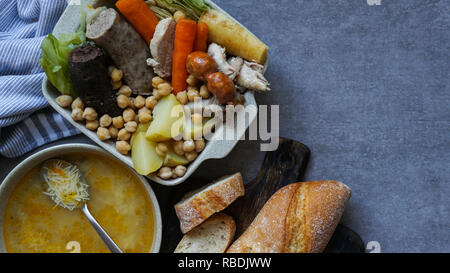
[147,18,176,78]
[236,61,270,92]
[228,57,244,75]
[208,43,239,80]
[228,57,245,92]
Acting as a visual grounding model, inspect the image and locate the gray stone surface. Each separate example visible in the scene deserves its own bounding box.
[0,0,449,252]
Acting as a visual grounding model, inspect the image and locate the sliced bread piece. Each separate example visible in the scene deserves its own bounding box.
[175,173,245,234]
[174,213,236,253]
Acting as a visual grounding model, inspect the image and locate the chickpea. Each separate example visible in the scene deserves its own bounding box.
[158,167,173,180]
[200,85,211,99]
[186,75,200,87]
[187,88,200,102]
[134,95,146,109]
[145,96,158,109]
[119,85,132,97]
[118,128,131,141]
[191,113,203,125]
[116,141,131,155]
[86,120,99,131]
[152,89,162,100]
[122,108,136,123]
[97,127,111,141]
[157,83,173,97]
[173,10,186,22]
[56,95,73,108]
[174,165,187,177]
[71,97,84,110]
[71,108,84,121]
[185,151,198,162]
[138,110,152,124]
[176,91,188,105]
[183,139,195,152]
[82,107,98,121]
[156,143,169,157]
[108,65,116,75]
[117,94,130,109]
[125,121,138,133]
[173,141,185,156]
[99,114,112,128]
[111,68,123,82]
[152,76,165,88]
[139,107,151,115]
[112,80,122,90]
[112,116,124,129]
[109,126,119,139]
[195,139,206,153]
[188,86,199,93]
[128,97,136,110]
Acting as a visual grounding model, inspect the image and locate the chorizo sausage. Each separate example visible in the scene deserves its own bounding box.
[206,72,236,104]
[186,51,217,81]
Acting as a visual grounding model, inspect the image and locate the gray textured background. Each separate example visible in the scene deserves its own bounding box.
[0,0,449,253]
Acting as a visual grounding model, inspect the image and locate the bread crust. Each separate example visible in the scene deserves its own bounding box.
[174,213,236,253]
[227,181,351,253]
[226,184,299,253]
[175,173,245,234]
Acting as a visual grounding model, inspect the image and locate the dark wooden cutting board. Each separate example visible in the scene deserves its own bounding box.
[152,137,364,253]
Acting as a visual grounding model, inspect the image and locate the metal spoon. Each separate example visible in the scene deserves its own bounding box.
[40,159,123,253]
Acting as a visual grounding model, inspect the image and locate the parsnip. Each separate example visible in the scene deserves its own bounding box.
[199,9,268,64]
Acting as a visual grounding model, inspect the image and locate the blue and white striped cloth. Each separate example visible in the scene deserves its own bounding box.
[0,0,80,158]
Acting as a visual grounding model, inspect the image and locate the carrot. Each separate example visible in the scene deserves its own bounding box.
[194,22,209,52]
[172,18,197,94]
[116,0,159,44]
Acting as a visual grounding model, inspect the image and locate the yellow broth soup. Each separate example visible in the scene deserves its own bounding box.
[3,153,155,253]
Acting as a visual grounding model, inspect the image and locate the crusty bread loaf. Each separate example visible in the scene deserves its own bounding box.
[175,173,245,234]
[174,213,236,253]
[227,180,351,253]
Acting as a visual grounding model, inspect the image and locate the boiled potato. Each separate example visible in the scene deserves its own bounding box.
[132,132,164,175]
[131,122,150,146]
[146,94,184,142]
[164,144,189,167]
[199,9,268,64]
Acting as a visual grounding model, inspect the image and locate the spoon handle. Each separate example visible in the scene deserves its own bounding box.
[81,203,123,253]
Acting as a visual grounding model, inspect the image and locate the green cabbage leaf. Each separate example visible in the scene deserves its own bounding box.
[40,10,87,96]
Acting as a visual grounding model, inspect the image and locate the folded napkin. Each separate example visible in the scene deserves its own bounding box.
[0,0,80,158]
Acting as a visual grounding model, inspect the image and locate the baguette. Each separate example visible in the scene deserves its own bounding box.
[175,173,244,234]
[174,213,236,253]
[227,180,351,253]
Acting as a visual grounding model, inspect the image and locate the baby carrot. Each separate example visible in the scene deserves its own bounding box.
[116,0,159,44]
[172,18,197,94]
[194,22,209,52]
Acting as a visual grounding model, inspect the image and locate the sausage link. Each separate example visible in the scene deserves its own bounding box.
[86,8,154,95]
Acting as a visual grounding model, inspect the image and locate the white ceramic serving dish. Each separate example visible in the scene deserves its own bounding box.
[42,0,268,186]
[0,144,162,253]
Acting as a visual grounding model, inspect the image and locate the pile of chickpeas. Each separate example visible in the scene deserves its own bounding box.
[55,66,211,180]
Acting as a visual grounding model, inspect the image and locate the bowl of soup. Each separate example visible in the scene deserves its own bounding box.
[0,144,162,253]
